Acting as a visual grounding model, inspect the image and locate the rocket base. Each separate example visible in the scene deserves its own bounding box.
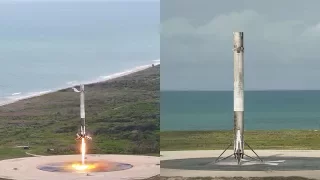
[214,141,263,165]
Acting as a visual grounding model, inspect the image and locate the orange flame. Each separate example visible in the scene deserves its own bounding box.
[81,137,86,165]
[71,163,96,171]
[70,137,95,171]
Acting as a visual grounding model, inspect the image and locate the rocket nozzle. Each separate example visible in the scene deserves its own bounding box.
[75,133,92,141]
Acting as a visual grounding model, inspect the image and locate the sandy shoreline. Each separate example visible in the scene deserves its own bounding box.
[0,61,160,107]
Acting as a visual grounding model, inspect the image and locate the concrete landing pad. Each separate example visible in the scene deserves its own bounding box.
[0,154,159,180]
[160,150,320,179]
[161,156,320,171]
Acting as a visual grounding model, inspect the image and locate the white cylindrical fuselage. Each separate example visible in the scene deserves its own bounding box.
[233,32,244,153]
[80,84,85,134]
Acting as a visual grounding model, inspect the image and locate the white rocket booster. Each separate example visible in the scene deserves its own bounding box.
[80,84,85,135]
[233,32,244,163]
[215,32,262,165]
[75,84,91,140]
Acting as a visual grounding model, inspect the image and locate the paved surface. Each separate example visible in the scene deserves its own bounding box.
[0,154,159,180]
[161,150,320,179]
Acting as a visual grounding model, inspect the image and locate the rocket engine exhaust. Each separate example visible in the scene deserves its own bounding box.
[81,138,86,165]
[72,84,92,168]
[214,32,262,165]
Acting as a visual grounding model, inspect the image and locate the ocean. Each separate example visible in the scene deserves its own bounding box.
[0,1,159,104]
[160,91,320,131]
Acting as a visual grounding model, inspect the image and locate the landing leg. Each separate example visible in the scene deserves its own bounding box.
[214,141,262,165]
[244,141,263,162]
[244,153,262,162]
[214,142,232,163]
[216,153,234,163]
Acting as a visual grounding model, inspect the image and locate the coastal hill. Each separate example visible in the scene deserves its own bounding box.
[0,65,159,157]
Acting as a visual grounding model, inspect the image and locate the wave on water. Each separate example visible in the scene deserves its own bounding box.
[0,59,160,107]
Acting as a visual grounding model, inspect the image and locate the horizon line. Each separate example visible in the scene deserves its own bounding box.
[160,89,320,91]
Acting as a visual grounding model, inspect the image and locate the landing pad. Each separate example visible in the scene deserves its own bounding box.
[160,150,320,179]
[161,156,320,171]
[0,154,159,180]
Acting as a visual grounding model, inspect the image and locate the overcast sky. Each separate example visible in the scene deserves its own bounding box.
[161,0,320,90]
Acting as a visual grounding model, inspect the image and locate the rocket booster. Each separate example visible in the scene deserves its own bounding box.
[80,84,85,120]
[76,84,91,140]
[215,32,262,165]
[80,84,85,135]
[233,32,244,163]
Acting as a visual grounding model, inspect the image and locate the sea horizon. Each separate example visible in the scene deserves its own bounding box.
[0,60,160,106]
[161,89,320,92]
[161,91,320,131]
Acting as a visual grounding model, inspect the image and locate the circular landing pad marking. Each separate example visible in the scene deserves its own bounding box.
[161,156,320,171]
[37,161,132,172]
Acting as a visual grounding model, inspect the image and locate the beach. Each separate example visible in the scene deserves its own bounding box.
[0,60,160,107]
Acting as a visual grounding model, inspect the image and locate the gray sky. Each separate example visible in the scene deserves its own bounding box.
[161,0,320,90]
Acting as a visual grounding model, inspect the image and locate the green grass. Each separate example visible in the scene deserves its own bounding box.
[160,130,320,151]
[0,65,160,158]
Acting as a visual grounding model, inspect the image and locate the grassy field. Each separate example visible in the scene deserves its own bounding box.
[0,65,159,159]
[161,130,320,151]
